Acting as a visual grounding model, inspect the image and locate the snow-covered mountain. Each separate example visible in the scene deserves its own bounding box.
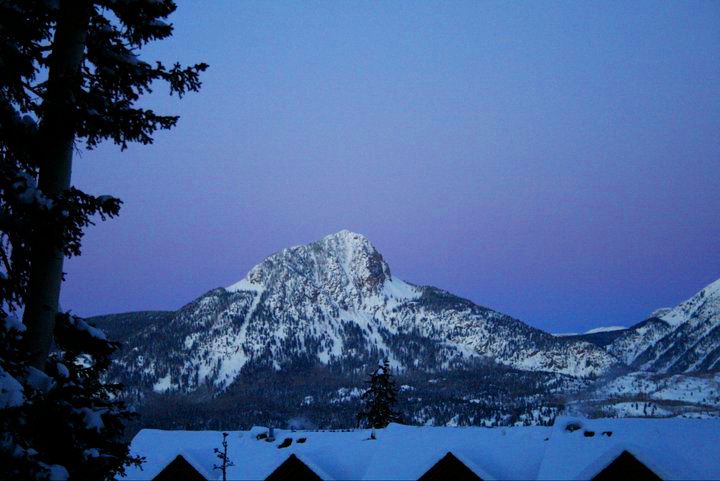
[585,326,626,334]
[109,231,621,395]
[585,370,720,417]
[606,278,720,373]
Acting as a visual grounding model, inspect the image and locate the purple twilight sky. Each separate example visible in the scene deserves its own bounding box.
[62,0,720,334]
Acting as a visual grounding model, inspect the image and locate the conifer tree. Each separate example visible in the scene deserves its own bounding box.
[357,359,400,429]
[0,0,206,479]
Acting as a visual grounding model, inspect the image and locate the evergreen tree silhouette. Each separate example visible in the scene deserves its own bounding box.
[0,1,205,478]
[357,359,400,429]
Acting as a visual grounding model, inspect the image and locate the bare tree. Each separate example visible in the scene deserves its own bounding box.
[213,432,235,481]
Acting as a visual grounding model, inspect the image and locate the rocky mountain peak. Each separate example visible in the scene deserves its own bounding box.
[104,231,630,402]
[657,277,720,327]
[650,308,672,318]
[227,230,393,306]
[316,230,392,289]
[607,277,720,372]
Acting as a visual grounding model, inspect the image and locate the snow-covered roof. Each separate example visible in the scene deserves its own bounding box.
[538,416,720,480]
[123,417,720,480]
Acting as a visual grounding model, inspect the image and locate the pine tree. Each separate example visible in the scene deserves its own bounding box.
[0,1,205,479]
[357,359,401,429]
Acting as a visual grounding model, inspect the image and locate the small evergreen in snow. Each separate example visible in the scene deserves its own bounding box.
[357,359,400,429]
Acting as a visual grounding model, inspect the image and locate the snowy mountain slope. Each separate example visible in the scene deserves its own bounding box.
[89,311,174,343]
[108,231,621,395]
[557,327,630,348]
[585,326,626,334]
[605,317,672,365]
[599,371,720,408]
[570,370,720,420]
[605,278,720,373]
[657,278,720,327]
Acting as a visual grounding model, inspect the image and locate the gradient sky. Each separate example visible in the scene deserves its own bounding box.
[62,0,720,334]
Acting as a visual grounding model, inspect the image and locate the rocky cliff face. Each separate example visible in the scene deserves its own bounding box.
[606,279,720,373]
[107,231,622,395]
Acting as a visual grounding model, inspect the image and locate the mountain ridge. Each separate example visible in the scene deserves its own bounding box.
[96,232,720,391]
[92,232,720,383]
[90,231,720,430]
[606,278,720,373]
[102,231,623,398]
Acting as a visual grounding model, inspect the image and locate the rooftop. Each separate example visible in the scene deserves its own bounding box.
[124,417,720,480]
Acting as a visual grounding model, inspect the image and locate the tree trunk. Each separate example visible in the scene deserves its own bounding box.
[22,0,92,370]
